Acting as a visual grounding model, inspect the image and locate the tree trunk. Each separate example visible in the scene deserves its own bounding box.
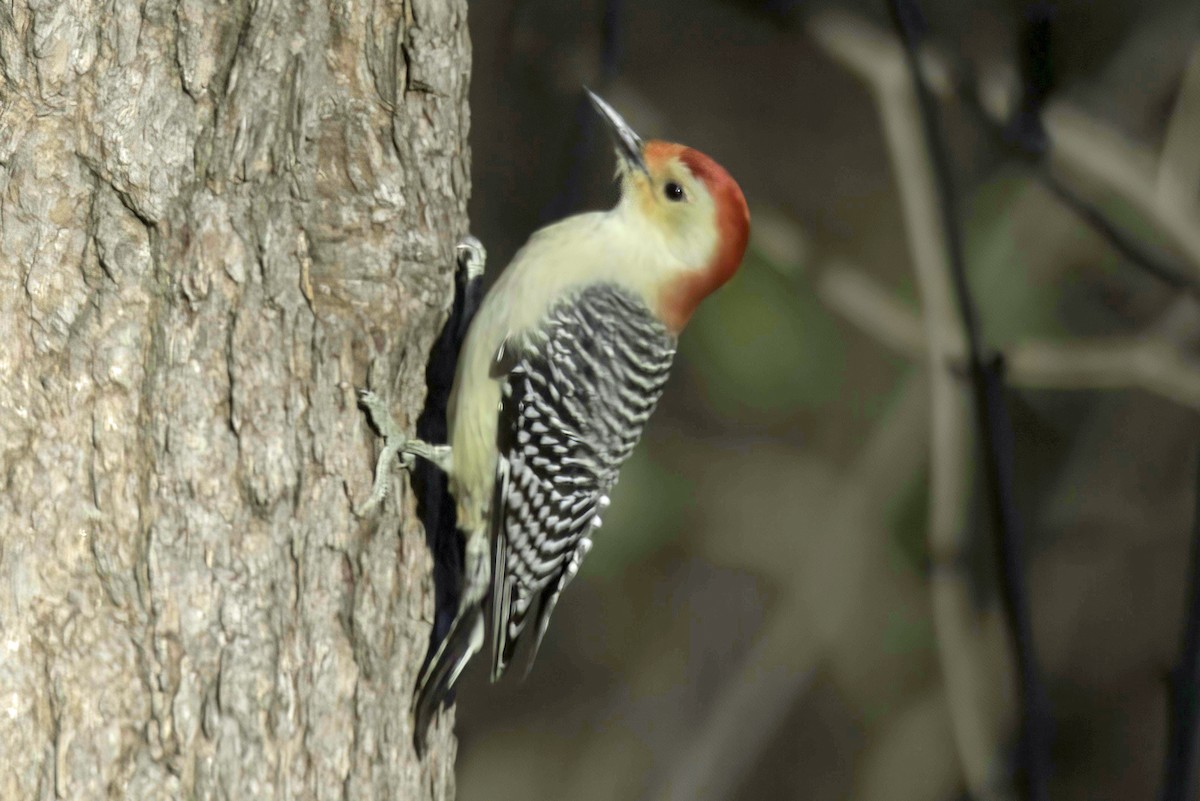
[0,1,470,798]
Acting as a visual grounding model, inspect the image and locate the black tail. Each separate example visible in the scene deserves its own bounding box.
[412,600,484,756]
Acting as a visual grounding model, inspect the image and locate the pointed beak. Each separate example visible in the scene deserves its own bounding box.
[585,89,649,178]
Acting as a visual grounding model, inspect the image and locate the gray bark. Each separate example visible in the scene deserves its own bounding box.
[0,0,470,798]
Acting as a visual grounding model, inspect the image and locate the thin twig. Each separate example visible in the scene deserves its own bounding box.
[819,264,1200,410]
[1035,102,1200,273]
[886,2,1051,799]
[1037,172,1200,297]
[811,11,1020,797]
[1158,45,1200,211]
[819,264,928,356]
[1161,450,1200,801]
[951,68,1200,298]
[934,28,1200,278]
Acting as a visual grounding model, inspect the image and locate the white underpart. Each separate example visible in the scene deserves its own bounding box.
[447,176,719,535]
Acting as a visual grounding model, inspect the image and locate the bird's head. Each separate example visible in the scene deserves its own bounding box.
[587,90,750,332]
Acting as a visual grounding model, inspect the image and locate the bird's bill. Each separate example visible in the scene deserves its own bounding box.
[585,89,649,178]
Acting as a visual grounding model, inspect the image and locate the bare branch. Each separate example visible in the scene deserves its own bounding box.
[819,263,927,357]
[939,42,1200,290]
[813,8,1042,798]
[1008,339,1200,406]
[1037,100,1200,272]
[1159,44,1200,211]
[821,264,1200,410]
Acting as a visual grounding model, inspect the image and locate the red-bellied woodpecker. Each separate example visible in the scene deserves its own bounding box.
[357,90,750,752]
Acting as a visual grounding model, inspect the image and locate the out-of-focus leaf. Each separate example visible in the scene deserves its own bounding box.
[881,608,936,659]
[964,166,1175,344]
[580,449,693,579]
[964,170,1065,345]
[683,247,846,422]
[752,205,810,279]
[888,466,930,575]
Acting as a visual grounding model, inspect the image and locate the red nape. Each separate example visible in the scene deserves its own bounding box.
[650,142,750,331]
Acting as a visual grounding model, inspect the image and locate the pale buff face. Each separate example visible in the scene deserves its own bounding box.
[617,150,721,276]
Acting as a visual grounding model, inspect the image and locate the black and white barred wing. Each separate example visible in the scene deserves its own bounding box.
[490,284,677,680]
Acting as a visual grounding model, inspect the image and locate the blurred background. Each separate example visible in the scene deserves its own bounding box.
[451,1,1200,798]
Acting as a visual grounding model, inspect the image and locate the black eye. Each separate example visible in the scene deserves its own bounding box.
[663,181,685,202]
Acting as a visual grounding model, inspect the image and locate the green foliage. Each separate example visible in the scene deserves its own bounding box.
[683,245,846,422]
[579,450,693,579]
[965,171,1068,345]
[881,608,937,658]
[889,464,931,576]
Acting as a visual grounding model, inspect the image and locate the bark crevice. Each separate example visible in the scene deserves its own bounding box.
[0,1,470,797]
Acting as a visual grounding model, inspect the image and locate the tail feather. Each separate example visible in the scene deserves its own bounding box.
[411,601,484,756]
[492,586,530,683]
[490,527,515,682]
[523,582,564,679]
[490,522,534,683]
[489,461,525,683]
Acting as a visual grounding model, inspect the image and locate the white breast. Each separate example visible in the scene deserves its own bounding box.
[446,205,681,532]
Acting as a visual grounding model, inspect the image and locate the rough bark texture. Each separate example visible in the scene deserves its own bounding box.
[0,1,470,798]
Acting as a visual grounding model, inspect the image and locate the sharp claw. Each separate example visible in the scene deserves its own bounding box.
[455,235,487,280]
[455,234,483,254]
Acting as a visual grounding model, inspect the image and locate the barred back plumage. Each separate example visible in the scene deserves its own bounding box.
[490,283,677,680]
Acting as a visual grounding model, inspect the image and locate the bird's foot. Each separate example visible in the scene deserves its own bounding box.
[455,235,487,281]
[354,390,452,517]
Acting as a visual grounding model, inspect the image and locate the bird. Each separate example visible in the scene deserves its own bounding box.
[356,89,750,753]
